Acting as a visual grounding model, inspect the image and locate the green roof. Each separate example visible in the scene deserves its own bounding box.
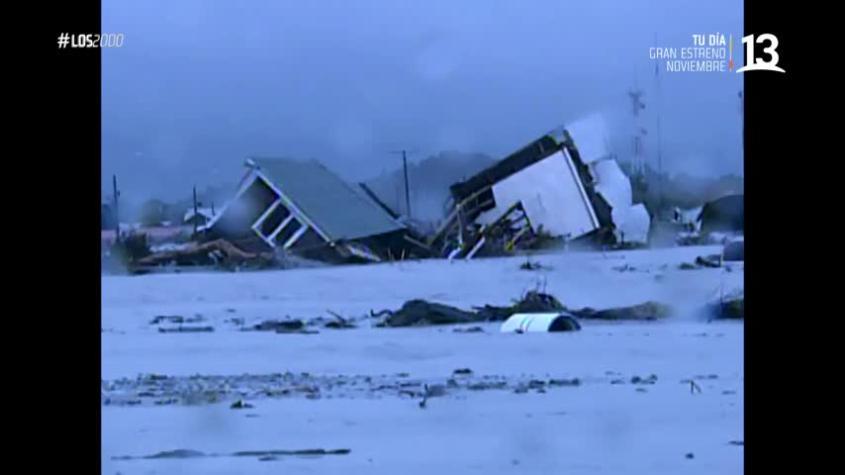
[251,157,404,241]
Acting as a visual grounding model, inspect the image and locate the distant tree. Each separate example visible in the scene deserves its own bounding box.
[139,199,168,227]
[101,204,116,230]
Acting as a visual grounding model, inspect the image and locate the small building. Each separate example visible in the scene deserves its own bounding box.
[203,157,425,263]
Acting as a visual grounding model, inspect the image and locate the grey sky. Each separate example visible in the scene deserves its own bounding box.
[103,0,743,201]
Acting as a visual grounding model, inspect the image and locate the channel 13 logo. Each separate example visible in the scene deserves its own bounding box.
[736,33,785,73]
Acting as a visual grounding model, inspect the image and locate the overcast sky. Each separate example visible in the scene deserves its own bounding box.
[103,0,743,202]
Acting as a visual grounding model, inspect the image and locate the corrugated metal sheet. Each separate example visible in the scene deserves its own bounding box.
[251,158,405,242]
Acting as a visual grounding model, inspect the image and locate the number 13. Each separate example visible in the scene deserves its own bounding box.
[737,33,786,73]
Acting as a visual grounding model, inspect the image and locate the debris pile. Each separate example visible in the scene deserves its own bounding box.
[474,290,566,321]
[373,300,478,327]
[519,259,548,271]
[102,370,588,408]
[158,326,214,333]
[246,319,315,334]
[680,254,723,270]
[569,301,671,321]
[150,314,213,333]
[135,238,276,269]
[113,448,351,461]
[374,290,671,328]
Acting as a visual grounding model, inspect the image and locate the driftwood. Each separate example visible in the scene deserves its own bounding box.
[375,300,479,327]
[136,239,274,267]
[324,310,357,329]
[694,254,723,268]
[570,301,671,321]
[113,447,351,461]
[376,291,566,327]
[158,326,214,333]
[374,291,671,328]
[248,319,305,333]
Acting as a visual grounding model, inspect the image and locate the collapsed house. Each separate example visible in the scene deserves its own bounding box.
[430,114,650,258]
[672,194,743,245]
[201,158,428,263]
[698,194,743,235]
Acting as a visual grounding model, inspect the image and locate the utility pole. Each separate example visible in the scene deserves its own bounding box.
[389,149,413,219]
[192,185,199,236]
[112,174,121,243]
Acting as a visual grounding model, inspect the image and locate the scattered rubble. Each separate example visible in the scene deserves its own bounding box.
[323,311,357,329]
[230,399,254,410]
[248,319,306,332]
[375,291,566,327]
[467,381,509,391]
[374,300,478,327]
[135,239,276,269]
[150,314,205,325]
[695,255,723,268]
[113,448,351,461]
[158,326,214,333]
[151,315,185,325]
[474,291,566,321]
[630,374,658,385]
[570,302,671,321]
[102,371,587,407]
[519,260,548,271]
[324,320,357,329]
[679,252,730,270]
[612,263,637,272]
[375,290,670,327]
